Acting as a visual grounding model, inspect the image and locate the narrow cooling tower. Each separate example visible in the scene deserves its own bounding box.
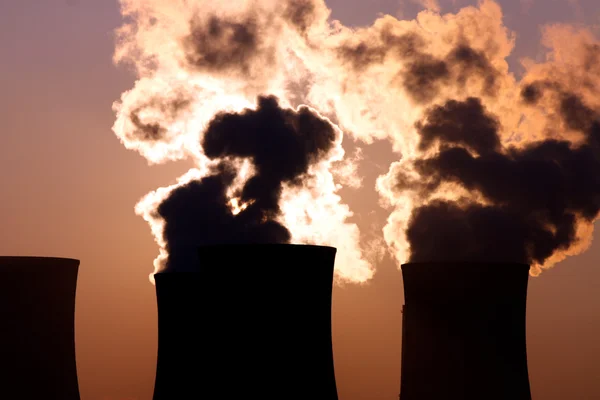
[152,244,338,400]
[399,262,531,400]
[0,256,80,400]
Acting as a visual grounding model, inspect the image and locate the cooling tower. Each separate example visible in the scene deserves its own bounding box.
[0,256,80,400]
[152,244,338,400]
[399,262,532,400]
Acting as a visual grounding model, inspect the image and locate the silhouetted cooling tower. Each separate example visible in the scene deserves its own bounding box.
[399,262,531,400]
[0,256,80,400]
[152,244,338,400]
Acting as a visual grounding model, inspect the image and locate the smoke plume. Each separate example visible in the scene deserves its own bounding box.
[394,95,600,273]
[377,21,600,275]
[157,95,339,272]
[113,0,600,280]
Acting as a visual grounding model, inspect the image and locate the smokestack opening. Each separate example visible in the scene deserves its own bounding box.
[152,244,339,400]
[0,256,80,400]
[399,262,531,400]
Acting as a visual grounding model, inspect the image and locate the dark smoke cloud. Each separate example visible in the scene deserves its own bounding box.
[401,54,450,104]
[406,200,570,264]
[337,28,499,104]
[415,97,500,154]
[446,44,499,96]
[396,94,600,265]
[157,165,290,272]
[157,95,338,272]
[337,42,386,72]
[337,30,423,72]
[128,97,191,141]
[521,81,600,135]
[520,82,546,105]
[283,0,318,35]
[183,15,273,75]
[400,44,499,104]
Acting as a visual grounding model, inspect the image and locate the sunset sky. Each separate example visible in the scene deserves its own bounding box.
[2,1,600,399]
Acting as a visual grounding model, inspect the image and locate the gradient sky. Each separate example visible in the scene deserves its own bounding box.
[1,1,600,399]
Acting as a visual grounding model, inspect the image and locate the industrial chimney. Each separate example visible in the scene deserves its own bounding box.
[399,262,532,400]
[152,244,339,400]
[0,256,80,400]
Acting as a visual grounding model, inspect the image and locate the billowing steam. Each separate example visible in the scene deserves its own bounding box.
[156,95,341,273]
[392,95,600,275]
[113,0,600,281]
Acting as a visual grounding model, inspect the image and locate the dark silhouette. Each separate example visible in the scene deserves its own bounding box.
[399,262,531,400]
[0,256,80,400]
[152,244,338,400]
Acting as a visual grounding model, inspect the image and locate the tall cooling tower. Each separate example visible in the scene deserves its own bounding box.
[399,262,532,400]
[152,244,338,400]
[0,256,80,400]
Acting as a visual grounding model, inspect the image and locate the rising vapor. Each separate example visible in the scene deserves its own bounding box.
[156,95,342,273]
[112,0,600,281]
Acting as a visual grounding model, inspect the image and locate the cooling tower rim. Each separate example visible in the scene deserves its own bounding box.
[401,261,530,269]
[197,243,337,259]
[153,244,336,278]
[0,256,80,265]
[195,243,336,251]
[401,261,531,305]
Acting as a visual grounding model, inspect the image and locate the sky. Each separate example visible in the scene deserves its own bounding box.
[1,0,600,399]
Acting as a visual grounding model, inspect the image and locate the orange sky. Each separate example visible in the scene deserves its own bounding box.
[1,1,600,399]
